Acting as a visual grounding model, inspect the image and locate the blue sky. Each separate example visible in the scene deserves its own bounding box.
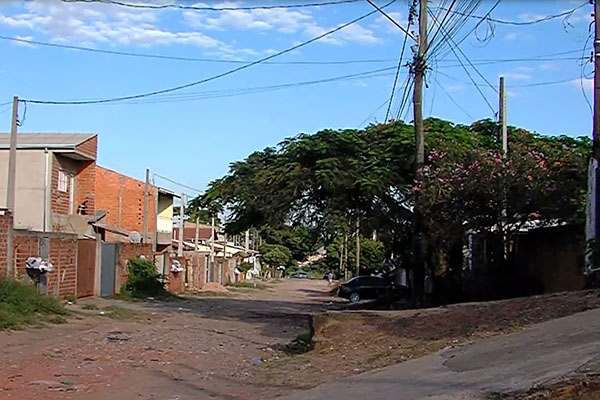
[0,0,594,197]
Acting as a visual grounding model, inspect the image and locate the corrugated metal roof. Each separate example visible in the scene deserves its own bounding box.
[0,133,96,149]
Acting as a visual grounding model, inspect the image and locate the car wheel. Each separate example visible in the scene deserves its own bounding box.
[349,292,360,303]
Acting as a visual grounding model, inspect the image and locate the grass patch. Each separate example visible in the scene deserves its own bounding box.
[225,281,269,290]
[101,305,141,320]
[189,291,231,297]
[81,304,99,311]
[0,278,68,330]
[275,331,314,356]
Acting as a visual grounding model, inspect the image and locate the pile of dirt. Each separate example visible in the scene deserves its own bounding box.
[199,282,229,293]
[253,290,600,394]
[499,374,600,399]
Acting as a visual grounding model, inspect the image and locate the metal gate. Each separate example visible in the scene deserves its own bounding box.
[100,243,117,297]
[77,239,96,298]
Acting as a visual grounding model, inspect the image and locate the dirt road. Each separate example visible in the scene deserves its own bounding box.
[279,307,600,400]
[0,279,337,400]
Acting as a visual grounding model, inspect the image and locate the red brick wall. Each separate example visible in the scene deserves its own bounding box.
[114,243,154,294]
[12,231,77,299]
[51,156,77,216]
[51,154,97,221]
[168,255,186,293]
[95,166,156,241]
[0,212,10,276]
[76,161,96,215]
[75,136,98,160]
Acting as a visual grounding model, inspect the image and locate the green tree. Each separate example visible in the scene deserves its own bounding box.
[260,244,293,278]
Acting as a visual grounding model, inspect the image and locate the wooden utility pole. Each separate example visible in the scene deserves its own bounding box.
[411,0,428,304]
[143,168,150,244]
[588,0,600,271]
[177,193,185,257]
[499,76,508,157]
[6,96,18,278]
[355,218,360,277]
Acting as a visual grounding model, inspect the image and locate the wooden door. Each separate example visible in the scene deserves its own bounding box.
[77,239,96,298]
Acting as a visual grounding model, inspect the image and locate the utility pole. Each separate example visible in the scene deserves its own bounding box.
[499,76,508,261]
[177,193,185,257]
[355,218,360,277]
[210,216,215,282]
[143,168,150,244]
[222,233,227,284]
[587,0,600,273]
[194,217,200,252]
[411,0,428,305]
[6,96,18,278]
[499,76,508,157]
[244,229,249,253]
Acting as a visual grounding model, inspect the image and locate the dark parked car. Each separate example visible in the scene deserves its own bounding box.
[290,271,308,279]
[338,276,409,303]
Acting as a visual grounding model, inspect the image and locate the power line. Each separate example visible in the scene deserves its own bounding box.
[106,66,398,104]
[357,98,390,128]
[434,76,474,120]
[21,0,396,105]
[1,35,585,67]
[436,70,581,89]
[434,2,588,26]
[152,173,203,193]
[383,4,414,122]
[0,35,395,66]
[365,0,417,41]
[426,8,497,114]
[59,0,363,11]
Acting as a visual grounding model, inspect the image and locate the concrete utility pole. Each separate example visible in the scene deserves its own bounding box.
[143,168,150,244]
[210,216,215,282]
[222,233,227,284]
[411,0,428,304]
[6,96,18,278]
[194,217,200,252]
[587,0,600,272]
[177,193,185,257]
[499,76,508,158]
[355,218,360,277]
[245,229,249,253]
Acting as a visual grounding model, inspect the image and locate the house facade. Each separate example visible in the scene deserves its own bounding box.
[0,133,97,236]
[94,166,175,251]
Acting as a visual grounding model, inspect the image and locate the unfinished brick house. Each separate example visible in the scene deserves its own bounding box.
[0,133,98,236]
[94,166,176,251]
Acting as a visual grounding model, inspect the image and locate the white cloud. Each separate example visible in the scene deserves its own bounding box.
[373,12,406,35]
[0,0,260,57]
[12,35,35,47]
[517,66,534,73]
[573,77,593,91]
[444,84,464,93]
[540,62,560,71]
[183,1,381,46]
[505,32,518,40]
[501,72,531,80]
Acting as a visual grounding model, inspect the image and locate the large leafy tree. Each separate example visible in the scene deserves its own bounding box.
[196,118,590,303]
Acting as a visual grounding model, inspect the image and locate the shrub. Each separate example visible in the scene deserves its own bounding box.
[122,257,170,299]
[0,278,67,330]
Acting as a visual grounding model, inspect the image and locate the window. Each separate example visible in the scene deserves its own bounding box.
[57,170,69,193]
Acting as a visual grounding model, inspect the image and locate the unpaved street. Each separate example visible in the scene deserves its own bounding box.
[2,280,600,400]
[280,307,600,400]
[0,279,337,400]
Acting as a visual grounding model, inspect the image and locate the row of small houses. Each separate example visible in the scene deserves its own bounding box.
[0,132,257,299]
